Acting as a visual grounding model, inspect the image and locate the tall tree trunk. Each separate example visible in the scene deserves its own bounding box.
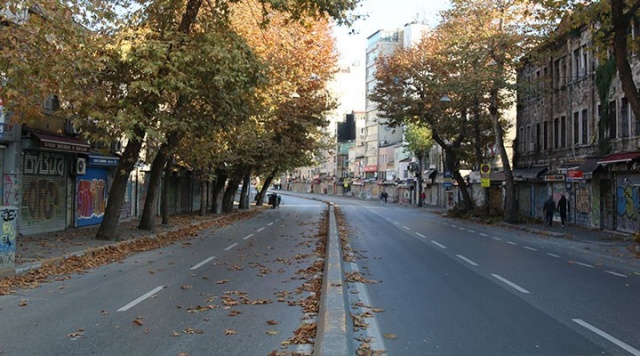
[473,97,483,168]
[239,170,251,210]
[96,128,146,241]
[161,158,173,225]
[199,180,207,216]
[139,133,179,230]
[256,170,276,206]
[611,0,640,120]
[490,84,516,222]
[222,177,240,214]
[211,170,227,214]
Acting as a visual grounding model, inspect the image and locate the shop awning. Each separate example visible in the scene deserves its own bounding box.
[31,131,90,153]
[597,152,640,165]
[423,169,437,179]
[576,158,602,174]
[512,166,547,180]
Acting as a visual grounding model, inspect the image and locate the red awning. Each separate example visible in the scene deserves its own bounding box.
[597,152,640,165]
[30,131,90,153]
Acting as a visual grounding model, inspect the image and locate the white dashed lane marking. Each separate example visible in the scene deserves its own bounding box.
[224,243,238,251]
[118,286,165,312]
[573,319,640,356]
[492,274,530,294]
[190,256,215,270]
[431,241,447,249]
[457,255,479,266]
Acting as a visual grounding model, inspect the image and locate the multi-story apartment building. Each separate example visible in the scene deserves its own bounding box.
[516,22,640,233]
[365,22,430,182]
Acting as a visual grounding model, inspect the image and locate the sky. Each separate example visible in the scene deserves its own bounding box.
[333,0,452,66]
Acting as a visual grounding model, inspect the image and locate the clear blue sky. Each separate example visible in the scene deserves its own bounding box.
[334,0,451,65]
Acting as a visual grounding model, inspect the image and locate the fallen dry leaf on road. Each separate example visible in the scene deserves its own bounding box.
[67,329,85,339]
[266,330,279,335]
[133,318,144,326]
[171,330,180,337]
[224,329,236,335]
[216,279,230,284]
[18,299,27,307]
[383,333,397,339]
[267,320,279,325]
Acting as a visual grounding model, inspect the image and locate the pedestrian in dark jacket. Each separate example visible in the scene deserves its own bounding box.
[557,194,568,227]
[543,195,555,227]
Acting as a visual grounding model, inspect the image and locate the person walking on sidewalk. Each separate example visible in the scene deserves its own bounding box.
[543,195,555,227]
[557,194,568,227]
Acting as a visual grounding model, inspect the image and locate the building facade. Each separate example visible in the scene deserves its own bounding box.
[516,23,640,232]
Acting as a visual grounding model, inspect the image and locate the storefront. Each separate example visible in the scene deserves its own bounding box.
[75,155,119,227]
[597,152,640,233]
[20,131,89,235]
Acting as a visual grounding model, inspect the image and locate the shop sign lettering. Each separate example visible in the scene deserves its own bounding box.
[23,151,65,176]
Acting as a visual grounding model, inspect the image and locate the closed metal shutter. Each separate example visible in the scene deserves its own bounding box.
[20,151,68,235]
[21,174,67,235]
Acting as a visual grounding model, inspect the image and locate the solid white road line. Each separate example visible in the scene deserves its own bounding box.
[243,233,254,240]
[605,271,628,278]
[190,256,215,270]
[431,241,447,249]
[349,263,387,353]
[118,286,165,312]
[256,227,265,232]
[416,232,426,238]
[524,246,538,251]
[573,319,640,356]
[457,255,479,266]
[224,243,238,251]
[547,253,561,258]
[573,261,595,268]
[491,274,530,294]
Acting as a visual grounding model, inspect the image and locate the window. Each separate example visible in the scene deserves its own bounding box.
[526,125,531,151]
[621,98,629,138]
[554,118,560,148]
[554,57,565,88]
[573,48,581,79]
[543,121,549,150]
[609,100,617,139]
[581,109,588,144]
[574,112,580,145]
[561,116,566,147]
[536,123,541,149]
[582,47,588,76]
[519,127,525,153]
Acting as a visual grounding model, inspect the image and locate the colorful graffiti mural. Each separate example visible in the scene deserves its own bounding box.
[0,206,17,272]
[3,174,20,206]
[77,178,106,220]
[616,176,640,233]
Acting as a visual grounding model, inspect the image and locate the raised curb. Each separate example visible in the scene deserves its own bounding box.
[314,203,352,356]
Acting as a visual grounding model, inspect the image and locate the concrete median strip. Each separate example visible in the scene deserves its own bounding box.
[315,203,353,356]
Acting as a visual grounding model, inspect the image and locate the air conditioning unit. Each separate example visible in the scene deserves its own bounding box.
[74,157,87,175]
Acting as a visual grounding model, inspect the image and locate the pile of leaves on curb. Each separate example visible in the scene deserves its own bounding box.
[0,210,261,295]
